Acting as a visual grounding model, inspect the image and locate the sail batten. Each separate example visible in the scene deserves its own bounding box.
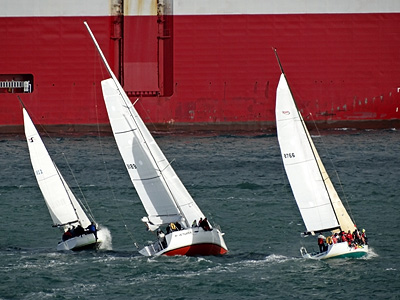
[115,129,137,135]
[276,73,356,233]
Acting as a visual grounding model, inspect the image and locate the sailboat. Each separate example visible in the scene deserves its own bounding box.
[273,50,368,259]
[84,22,228,256]
[22,101,104,251]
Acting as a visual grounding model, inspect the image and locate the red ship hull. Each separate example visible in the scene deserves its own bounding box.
[1,2,400,133]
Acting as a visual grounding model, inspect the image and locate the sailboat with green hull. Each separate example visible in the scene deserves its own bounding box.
[274,49,368,259]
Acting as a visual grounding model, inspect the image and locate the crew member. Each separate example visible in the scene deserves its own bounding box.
[317,234,326,252]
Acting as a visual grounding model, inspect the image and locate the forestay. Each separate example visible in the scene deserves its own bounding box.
[101,79,205,228]
[276,73,344,233]
[23,108,91,229]
[83,21,205,229]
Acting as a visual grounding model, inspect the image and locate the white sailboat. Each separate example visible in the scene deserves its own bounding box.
[274,50,368,259]
[22,103,104,251]
[84,22,228,256]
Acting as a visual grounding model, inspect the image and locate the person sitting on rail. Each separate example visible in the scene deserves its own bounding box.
[86,222,97,240]
[62,228,73,241]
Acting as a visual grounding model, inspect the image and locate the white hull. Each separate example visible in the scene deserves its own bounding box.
[56,230,104,251]
[300,242,368,259]
[139,227,228,257]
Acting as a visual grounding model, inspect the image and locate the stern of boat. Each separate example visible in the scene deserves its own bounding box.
[139,227,228,257]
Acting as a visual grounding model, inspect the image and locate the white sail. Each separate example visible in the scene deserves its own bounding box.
[23,108,91,229]
[84,20,205,229]
[276,73,354,233]
[101,80,204,228]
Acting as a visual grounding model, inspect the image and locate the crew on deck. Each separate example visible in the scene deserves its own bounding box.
[199,218,211,231]
[61,222,98,242]
[162,217,213,236]
[166,222,183,234]
[318,228,368,252]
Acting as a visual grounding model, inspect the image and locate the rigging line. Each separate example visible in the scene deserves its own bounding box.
[124,99,189,225]
[53,162,82,226]
[95,113,139,248]
[126,102,189,227]
[60,152,96,223]
[276,70,340,226]
[308,114,355,223]
[289,101,341,226]
[18,96,95,224]
[160,158,175,173]
[135,96,161,134]
[85,21,189,228]
[93,54,139,249]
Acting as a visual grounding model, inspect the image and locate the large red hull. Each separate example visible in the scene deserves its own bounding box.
[1,2,400,132]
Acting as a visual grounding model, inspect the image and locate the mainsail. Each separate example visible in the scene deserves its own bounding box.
[23,108,91,229]
[84,22,205,229]
[275,73,355,234]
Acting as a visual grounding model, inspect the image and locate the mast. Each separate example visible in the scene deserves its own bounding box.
[20,96,91,229]
[274,49,354,233]
[54,162,82,227]
[84,22,193,228]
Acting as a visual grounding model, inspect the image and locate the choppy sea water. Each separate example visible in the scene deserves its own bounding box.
[0,130,399,299]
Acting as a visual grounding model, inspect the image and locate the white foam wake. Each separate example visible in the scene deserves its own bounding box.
[97,226,112,250]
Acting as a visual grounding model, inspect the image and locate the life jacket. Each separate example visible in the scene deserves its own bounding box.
[326,236,333,245]
[170,222,177,231]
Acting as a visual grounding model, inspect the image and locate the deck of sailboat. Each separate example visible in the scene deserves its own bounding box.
[301,242,368,259]
[140,227,228,257]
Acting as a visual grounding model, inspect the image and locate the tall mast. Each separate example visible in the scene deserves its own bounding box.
[273,49,342,232]
[84,22,189,227]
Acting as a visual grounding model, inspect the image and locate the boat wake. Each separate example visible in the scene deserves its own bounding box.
[362,247,378,259]
[98,226,112,250]
[264,254,293,263]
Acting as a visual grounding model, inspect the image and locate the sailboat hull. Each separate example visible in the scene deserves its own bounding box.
[56,232,102,251]
[139,227,228,257]
[300,242,368,259]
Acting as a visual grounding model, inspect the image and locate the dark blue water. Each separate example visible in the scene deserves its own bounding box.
[0,130,399,299]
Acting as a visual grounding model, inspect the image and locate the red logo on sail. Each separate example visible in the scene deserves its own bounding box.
[282,111,290,115]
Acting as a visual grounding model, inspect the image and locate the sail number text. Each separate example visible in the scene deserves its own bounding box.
[35,169,43,175]
[126,163,137,170]
[283,153,295,159]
